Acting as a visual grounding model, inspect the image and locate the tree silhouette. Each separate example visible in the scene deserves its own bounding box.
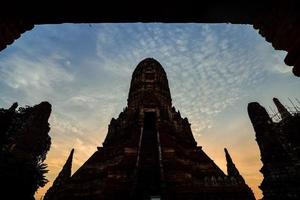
[0,102,52,200]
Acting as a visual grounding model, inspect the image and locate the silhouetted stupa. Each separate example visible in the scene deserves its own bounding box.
[45,58,255,200]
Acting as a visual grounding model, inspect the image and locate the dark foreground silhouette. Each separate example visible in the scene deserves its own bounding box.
[248,98,300,200]
[0,102,51,200]
[1,59,299,200]
[44,58,255,200]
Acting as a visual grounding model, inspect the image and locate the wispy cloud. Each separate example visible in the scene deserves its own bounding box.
[0,23,298,200]
[93,24,290,135]
[0,52,74,104]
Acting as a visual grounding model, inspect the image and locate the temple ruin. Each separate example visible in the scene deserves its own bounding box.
[248,98,300,200]
[44,58,255,200]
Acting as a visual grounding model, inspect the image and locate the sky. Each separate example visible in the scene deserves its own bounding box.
[0,23,299,200]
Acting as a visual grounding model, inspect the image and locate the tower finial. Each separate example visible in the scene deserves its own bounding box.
[248,102,272,131]
[44,149,75,200]
[128,58,172,108]
[53,148,74,183]
[224,148,245,183]
[63,148,74,177]
[273,97,291,119]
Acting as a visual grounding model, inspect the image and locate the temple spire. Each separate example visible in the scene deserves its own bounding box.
[248,102,271,123]
[58,148,74,180]
[273,97,291,119]
[127,58,172,109]
[224,148,245,183]
[44,149,74,200]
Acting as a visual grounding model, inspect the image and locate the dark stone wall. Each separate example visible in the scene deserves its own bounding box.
[248,99,300,200]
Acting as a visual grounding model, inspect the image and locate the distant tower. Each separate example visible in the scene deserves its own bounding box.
[44,149,74,200]
[46,58,255,200]
[224,148,245,184]
[248,99,300,200]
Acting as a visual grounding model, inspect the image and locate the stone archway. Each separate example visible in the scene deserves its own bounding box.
[0,0,299,76]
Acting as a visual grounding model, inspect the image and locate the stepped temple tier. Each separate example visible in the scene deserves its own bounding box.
[45,58,255,200]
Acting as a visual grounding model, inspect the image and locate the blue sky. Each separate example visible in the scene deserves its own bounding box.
[0,23,299,199]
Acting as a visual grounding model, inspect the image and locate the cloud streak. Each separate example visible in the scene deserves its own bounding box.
[94,24,290,135]
[0,23,298,200]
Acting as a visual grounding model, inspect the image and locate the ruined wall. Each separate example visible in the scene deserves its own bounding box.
[248,98,300,200]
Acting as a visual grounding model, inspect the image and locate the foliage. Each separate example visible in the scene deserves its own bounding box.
[0,102,51,199]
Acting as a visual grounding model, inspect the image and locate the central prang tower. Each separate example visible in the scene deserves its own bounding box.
[45,58,255,200]
[128,58,172,109]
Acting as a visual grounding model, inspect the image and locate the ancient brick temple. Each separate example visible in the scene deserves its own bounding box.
[45,58,255,200]
[248,98,300,200]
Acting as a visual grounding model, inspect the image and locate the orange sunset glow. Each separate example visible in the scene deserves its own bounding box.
[1,23,299,200]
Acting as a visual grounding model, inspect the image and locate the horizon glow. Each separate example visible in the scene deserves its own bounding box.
[0,23,299,199]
